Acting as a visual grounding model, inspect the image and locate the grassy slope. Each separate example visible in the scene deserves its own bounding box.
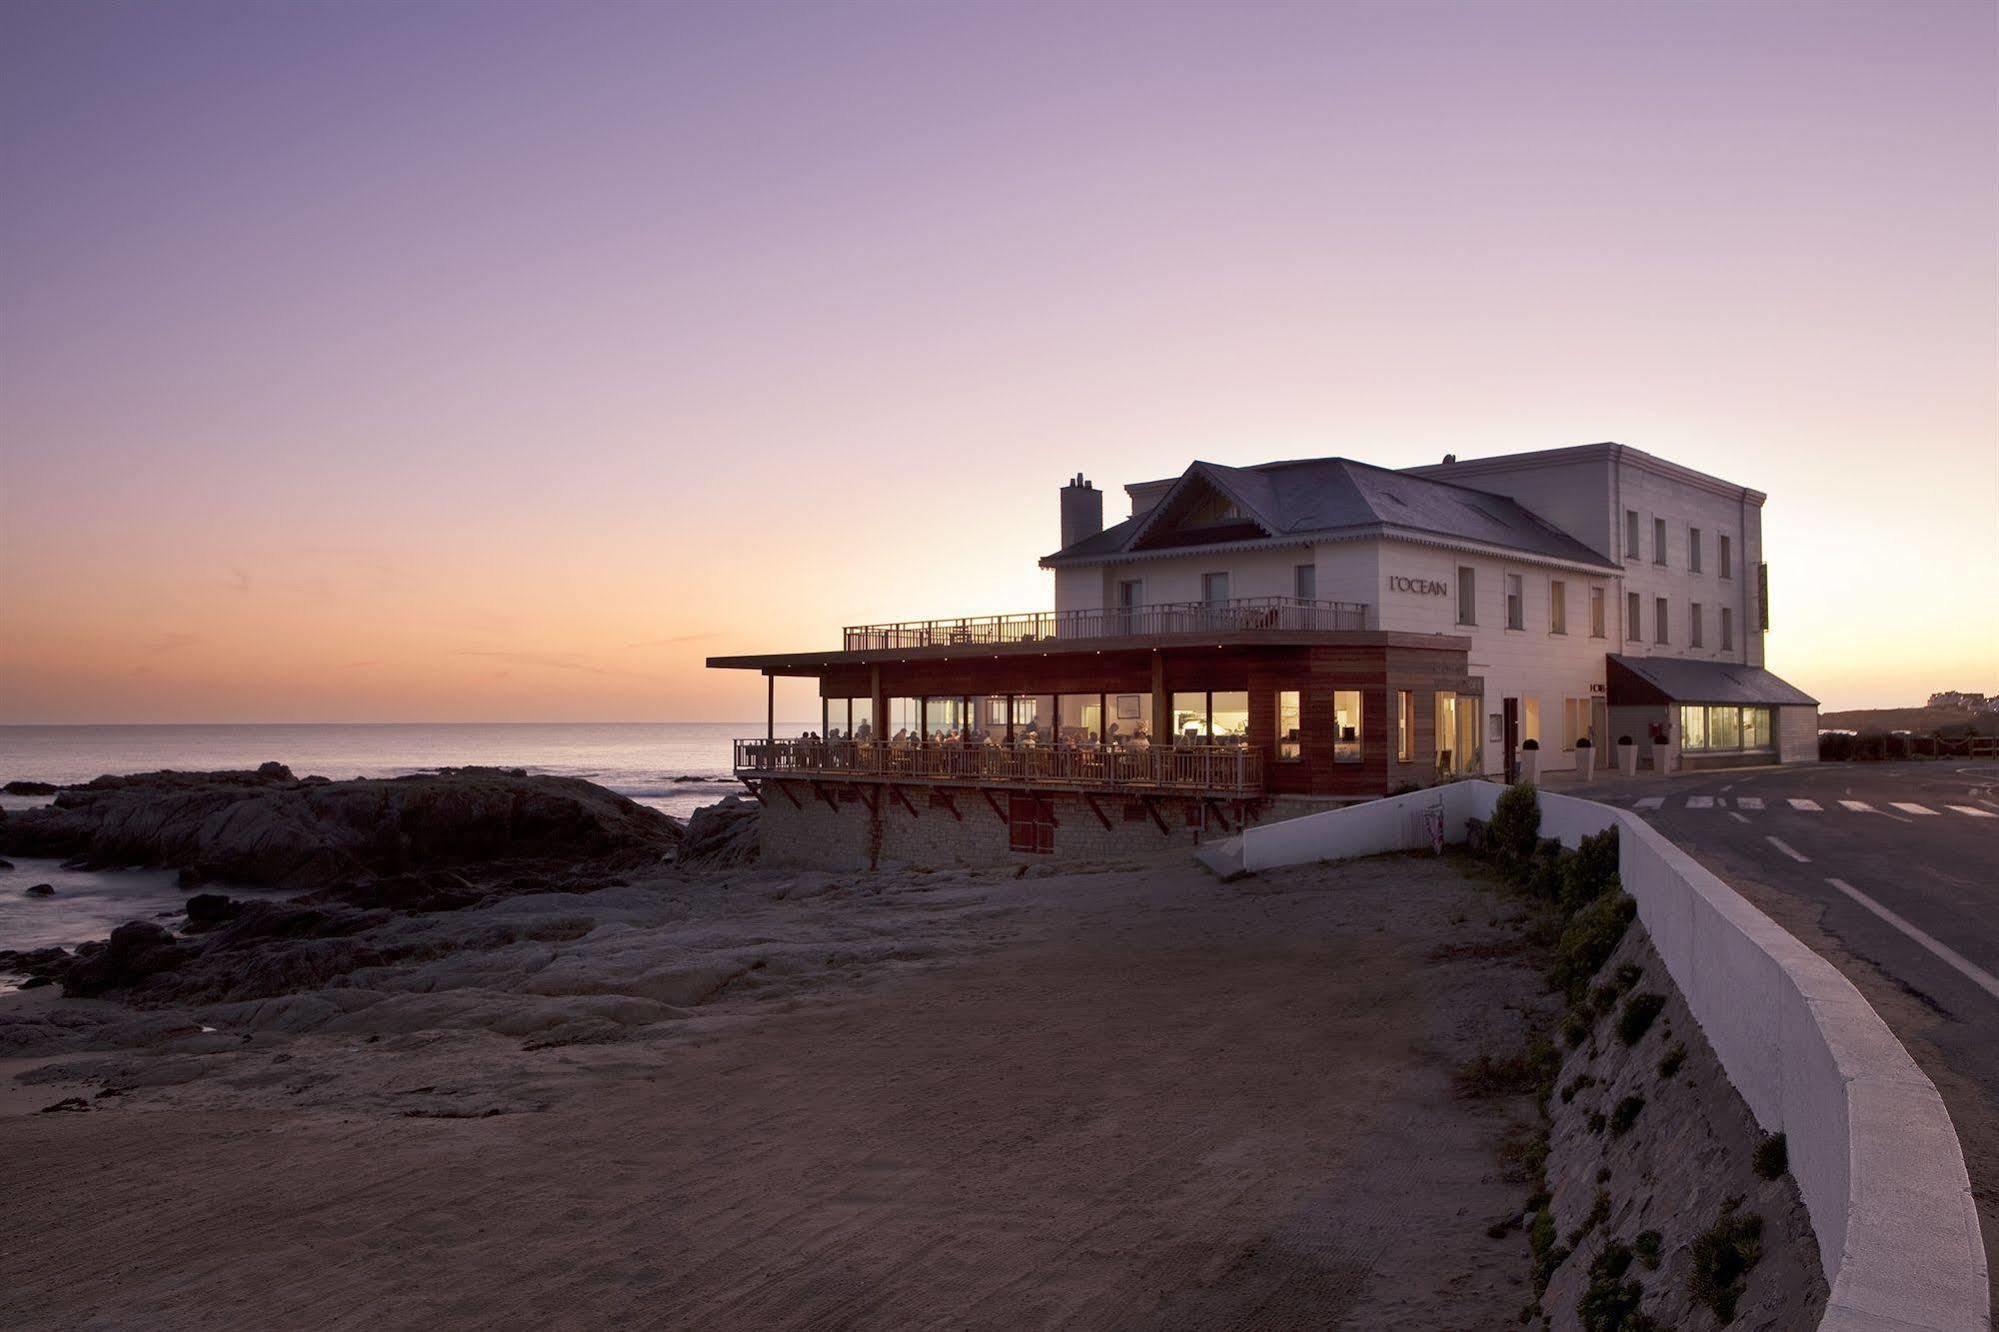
[1817,705,1991,734]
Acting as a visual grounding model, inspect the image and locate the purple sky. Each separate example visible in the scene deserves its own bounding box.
[3,0,1994,721]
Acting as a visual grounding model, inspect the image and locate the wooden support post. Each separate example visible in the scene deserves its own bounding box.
[1083,792,1112,830]
[870,664,885,746]
[934,789,961,822]
[765,672,775,747]
[1151,650,1168,746]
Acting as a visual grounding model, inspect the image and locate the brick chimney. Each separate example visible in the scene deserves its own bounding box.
[1060,473,1102,549]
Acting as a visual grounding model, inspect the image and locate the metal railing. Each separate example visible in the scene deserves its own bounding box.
[842,597,1369,652]
[734,738,1263,795]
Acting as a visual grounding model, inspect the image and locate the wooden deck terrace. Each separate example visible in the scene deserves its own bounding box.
[734,738,1262,797]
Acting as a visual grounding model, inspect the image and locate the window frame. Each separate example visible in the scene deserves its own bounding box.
[1690,601,1704,648]
[1293,563,1316,601]
[1277,690,1302,761]
[1201,571,1230,604]
[1626,591,1642,641]
[1550,579,1567,635]
[1505,573,1524,630]
[1653,517,1668,566]
[1719,533,1733,580]
[1689,527,1703,573]
[1397,689,1414,763]
[1654,596,1669,644]
[1625,509,1640,561]
[1589,586,1606,638]
[1456,566,1477,626]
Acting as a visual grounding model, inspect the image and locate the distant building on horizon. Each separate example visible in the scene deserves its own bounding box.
[710,441,1819,867]
[1926,690,1993,711]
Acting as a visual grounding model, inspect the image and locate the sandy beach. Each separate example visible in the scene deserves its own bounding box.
[0,852,1556,1329]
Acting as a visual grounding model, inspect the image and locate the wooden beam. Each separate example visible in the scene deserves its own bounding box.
[774,780,802,809]
[811,782,838,813]
[933,788,962,822]
[980,787,1009,825]
[890,784,920,818]
[856,783,879,815]
[1083,792,1112,831]
[742,780,765,805]
[1205,799,1233,833]
[766,671,775,747]
[1141,795,1171,836]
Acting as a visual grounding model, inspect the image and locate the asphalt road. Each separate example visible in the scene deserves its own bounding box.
[1558,759,1999,1288]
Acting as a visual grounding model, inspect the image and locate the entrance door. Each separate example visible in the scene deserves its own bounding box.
[1502,697,1520,784]
[1116,579,1143,634]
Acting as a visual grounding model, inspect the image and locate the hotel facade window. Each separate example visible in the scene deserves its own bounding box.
[1625,509,1640,559]
[1397,690,1414,762]
[1562,697,1592,750]
[1550,579,1567,634]
[1654,597,1669,644]
[1626,591,1642,640]
[1653,517,1668,565]
[1333,690,1362,763]
[1505,574,1524,630]
[1590,586,1606,638]
[1689,528,1703,573]
[1719,533,1732,579]
[1522,697,1541,745]
[1679,705,1774,754]
[1294,563,1315,600]
[1202,571,1230,604]
[1721,606,1734,651]
[1457,567,1477,625]
[1277,690,1301,760]
[1690,602,1703,648]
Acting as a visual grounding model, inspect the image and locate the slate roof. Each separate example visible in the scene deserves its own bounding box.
[1608,656,1819,706]
[1042,457,1618,569]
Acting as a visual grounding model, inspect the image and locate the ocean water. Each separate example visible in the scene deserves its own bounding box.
[0,723,805,966]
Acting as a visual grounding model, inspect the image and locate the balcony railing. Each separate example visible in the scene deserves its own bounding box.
[842,597,1369,652]
[734,738,1262,796]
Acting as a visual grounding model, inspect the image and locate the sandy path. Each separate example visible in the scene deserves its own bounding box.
[0,858,1546,1329]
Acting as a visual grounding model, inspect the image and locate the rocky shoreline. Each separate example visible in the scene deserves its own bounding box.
[0,765,761,1009]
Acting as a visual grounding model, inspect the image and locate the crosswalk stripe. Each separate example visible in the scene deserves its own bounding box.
[1635,796,1664,810]
[1948,805,1997,818]
[1728,811,1751,824]
[1687,796,1715,809]
[1735,797,1763,810]
[1839,800,1875,813]
[1767,836,1811,863]
[1787,798,1821,811]
[1891,803,1938,816]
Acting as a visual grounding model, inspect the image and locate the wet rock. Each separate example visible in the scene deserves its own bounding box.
[673,796,760,868]
[61,920,189,997]
[39,1097,91,1113]
[184,893,245,929]
[3,781,59,795]
[24,882,54,897]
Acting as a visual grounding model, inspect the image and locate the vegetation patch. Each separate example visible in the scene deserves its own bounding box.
[1551,892,1638,1002]
[1609,1095,1646,1137]
[1560,1073,1598,1105]
[1455,1039,1561,1099]
[1633,1230,1663,1271]
[1689,1200,1764,1324]
[1577,1239,1660,1332]
[1752,1132,1788,1180]
[1656,1042,1686,1079]
[1616,992,1667,1046]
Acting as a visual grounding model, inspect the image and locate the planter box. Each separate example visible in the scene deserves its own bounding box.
[1519,749,1541,784]
[1617,743,1639,777]
[1577,747,1596,782]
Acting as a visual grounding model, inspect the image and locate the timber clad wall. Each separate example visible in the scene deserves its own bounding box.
[757,789,1341,870]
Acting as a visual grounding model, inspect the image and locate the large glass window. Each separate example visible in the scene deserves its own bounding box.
[1681,704,1708,750]
[1057,694,1102,746]
[972,696,1008,744]
[1210,691,1249,747]
[822,698,848,740]
[850,698,875,742]
[888,698,922,744]
[1522,696,1541,745]
[1014,695,1056,745]
[1710,705,1742,750]
[1742,706,1771,750]
[1171,692,1208,745]
[1435,692,1459,773]
[1277,691,1301,760]
[923,696,968,742]
[1397,690,1414,762]
[1107,693,1153,747]
[1333,690,1363,763]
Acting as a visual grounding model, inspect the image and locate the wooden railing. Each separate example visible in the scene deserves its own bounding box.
[842,597,1368,652]
[734,738,1263,795]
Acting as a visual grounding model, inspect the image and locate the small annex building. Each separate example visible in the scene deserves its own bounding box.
[709,442,1818,868]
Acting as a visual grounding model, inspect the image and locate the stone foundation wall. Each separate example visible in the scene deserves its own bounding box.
[756,787,1344,870]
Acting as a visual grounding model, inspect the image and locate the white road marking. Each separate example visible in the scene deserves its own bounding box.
[1635,796,1664,810]
[1826,878,1999,1004]
[1720,782,1736,792]
[1839,800,1875,813]
[1728,811,1751,824]
[1948,805,1997,818]
[1736,796,1763,810]
[1767,836,1811,863]
[1787,798,1822,811]
[1687,796,1715,809]
[1890,803,1938,816]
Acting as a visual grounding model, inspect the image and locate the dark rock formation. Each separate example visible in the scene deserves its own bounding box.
[24,882,54,897]
[0,765,679,891]
[673,795,760,867]
[184,893,245,929]
[62,921,189,997]
[3,781,59,795]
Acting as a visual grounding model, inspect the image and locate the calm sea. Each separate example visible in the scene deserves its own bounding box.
[0,723,806,961]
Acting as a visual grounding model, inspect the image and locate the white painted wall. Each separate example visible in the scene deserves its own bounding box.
[1230,783,1990,1332]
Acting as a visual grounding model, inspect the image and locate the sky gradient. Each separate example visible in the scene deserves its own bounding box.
[3,0,1994,723]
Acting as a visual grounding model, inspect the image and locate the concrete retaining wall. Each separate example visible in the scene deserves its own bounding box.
[1231,780,1990,1332]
